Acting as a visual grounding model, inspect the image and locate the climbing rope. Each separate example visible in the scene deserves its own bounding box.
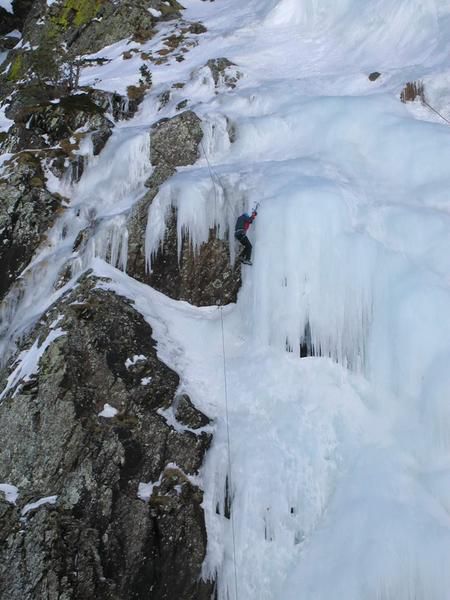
[200,138,220,214]
[219,305,240,600]
[200,136,237,214]
[422,99,450,126]
[202,132,240,597]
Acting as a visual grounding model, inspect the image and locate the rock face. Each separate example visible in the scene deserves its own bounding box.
[0,4,240,595]
[150,110,203,167]
[0,275,214,600]
[88,88,143,121]
[0,153,63,301]
[149,215,242,306]
[3,91,114,154]
[0,8,15,36]
[21,0,184,56]
[127,110,242,306]
[0,0,33,44]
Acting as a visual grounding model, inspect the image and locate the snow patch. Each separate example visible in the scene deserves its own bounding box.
[0,483,19,504]
[138,470,165,502]
[98,403,118,418]
[0,328,65,401]
[125,354,146,368]
[0,104,13,134]
[148,7,161,17]
[21,495,58,516]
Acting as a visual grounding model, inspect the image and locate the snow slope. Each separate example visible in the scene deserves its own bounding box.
[0,0,13,14]
[3,0,450,598]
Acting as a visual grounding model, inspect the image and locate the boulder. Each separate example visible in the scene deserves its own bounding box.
[0,274,214,600]
[368,71,381,81]
[150,109,203,167]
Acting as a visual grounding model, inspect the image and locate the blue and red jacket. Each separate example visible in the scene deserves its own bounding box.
[235,212,256,236]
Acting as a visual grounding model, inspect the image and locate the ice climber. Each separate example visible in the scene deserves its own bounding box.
[235,210,257,265]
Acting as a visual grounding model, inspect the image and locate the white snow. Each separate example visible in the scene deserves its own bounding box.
[0,328,65,400]
[0,0,13,14]
[0,152,12,174]
[125,354,146,368]
[137,467,167,502]
[137,462,195,502]
[140,376,152,385]
[2,0,450,598]
[0,483,19,504]
[49,315,63,329]
[148,8,161,18]
[137,481,154,501]
[98,403,118,418]
[21,495,58,516]
[0,104,13,134]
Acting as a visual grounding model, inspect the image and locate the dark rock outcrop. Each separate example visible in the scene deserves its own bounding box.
[0,33,20,51]
[12,0,34,28]
[0,0,33,39]
[206,57,241,89]
[368,71,381,81]
[0,275,214,600]
[1,88,115,187]
[0,8,16,36]
[2,88,114,159]
[15,93,113,145]
[149,214,242,306]
[127,110,242,306]
[150,109,203,167]
[21,0,184,56]
[0,153,63,301]
[88,88,142,121]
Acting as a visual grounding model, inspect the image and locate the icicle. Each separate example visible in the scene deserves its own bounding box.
[145,169,247,273]
[0,127,151,363]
